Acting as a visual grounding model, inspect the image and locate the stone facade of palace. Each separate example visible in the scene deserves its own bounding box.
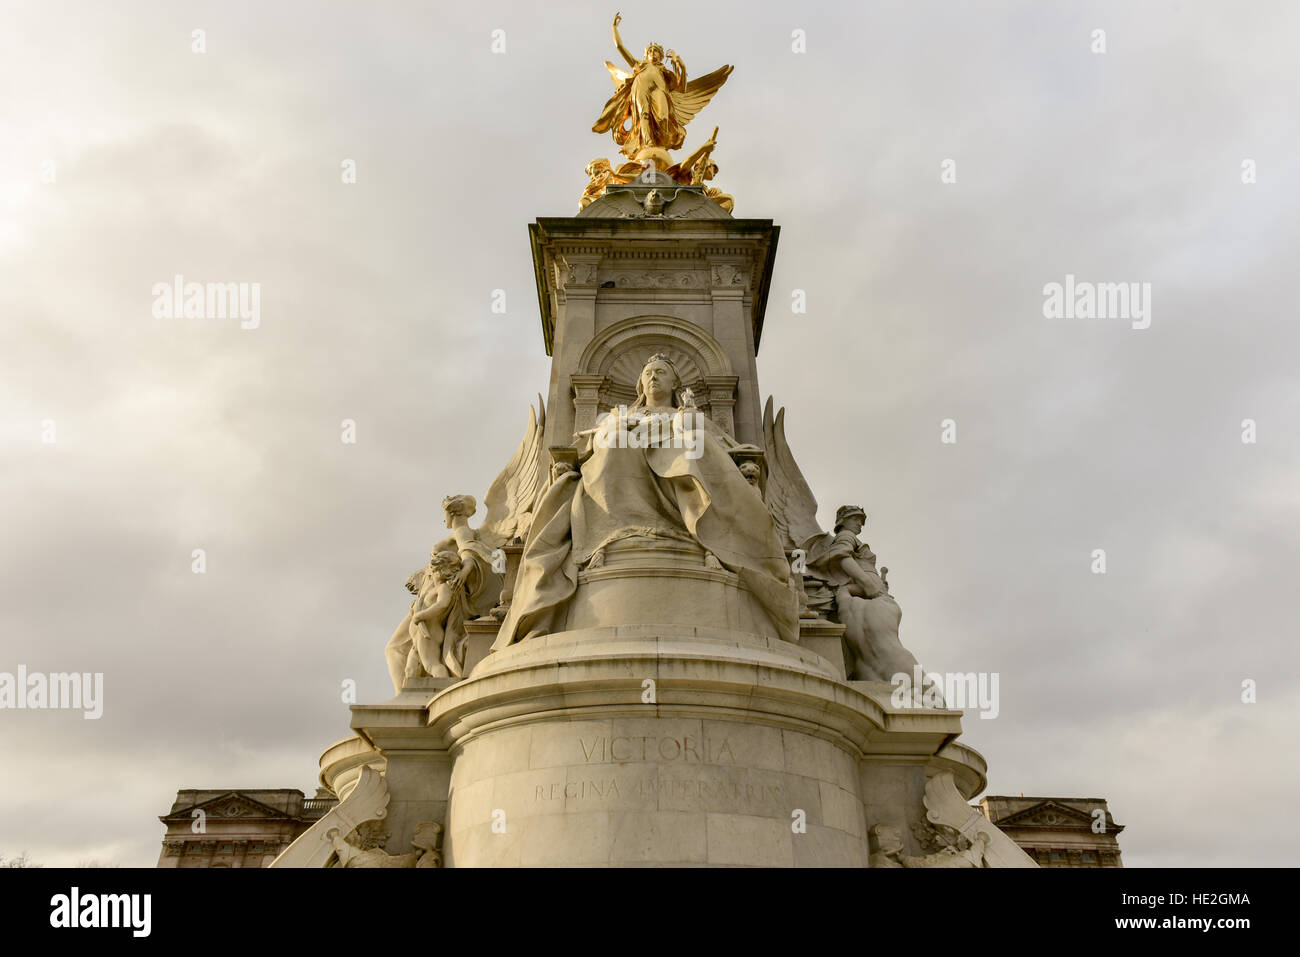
[157,787,1124,867]
[156,788,338,868]
[978,796,1125,867]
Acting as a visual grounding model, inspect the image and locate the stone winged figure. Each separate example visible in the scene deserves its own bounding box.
[592,13,733,165]
[384,400,551,692]
[761,398,926,682]
[328,821,443,869]
[868,823,987,869]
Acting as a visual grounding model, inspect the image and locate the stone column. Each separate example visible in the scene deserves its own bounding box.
[703,374,739,438]
[546,255,601,449]
[708,260,760,445]
[570,374,611,437]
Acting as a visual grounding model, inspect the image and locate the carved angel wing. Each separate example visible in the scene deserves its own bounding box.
[669,64,734,127]
[478,397,549,550]
[605,60,632,86]
[762,396,824,551]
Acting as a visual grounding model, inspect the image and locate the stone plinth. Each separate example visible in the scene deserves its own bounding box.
[415,627,975,866]
[797,617,848,679]
[277,629,1029,868]
[563,536,776,638]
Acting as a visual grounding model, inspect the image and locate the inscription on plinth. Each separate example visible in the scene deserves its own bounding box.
[578,733,735,764]
[445,714,871,866]
[532,774,786,810]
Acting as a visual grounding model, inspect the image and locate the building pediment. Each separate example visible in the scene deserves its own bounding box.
[992,800,1100,829]
[160,791,293,823]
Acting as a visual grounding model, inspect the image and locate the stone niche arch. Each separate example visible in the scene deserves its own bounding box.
[572,316,740,437]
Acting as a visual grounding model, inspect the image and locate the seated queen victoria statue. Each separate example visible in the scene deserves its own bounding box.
[492,353,799,650]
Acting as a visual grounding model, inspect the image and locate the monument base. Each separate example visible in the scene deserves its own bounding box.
[273,626,1034,868]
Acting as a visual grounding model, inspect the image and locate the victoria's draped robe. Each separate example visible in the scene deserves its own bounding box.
[493,410,798,649]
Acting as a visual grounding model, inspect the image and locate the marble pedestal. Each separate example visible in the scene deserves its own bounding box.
[275,624,1032,868]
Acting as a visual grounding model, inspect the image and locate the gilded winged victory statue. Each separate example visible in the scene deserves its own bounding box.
[592,12,732,168]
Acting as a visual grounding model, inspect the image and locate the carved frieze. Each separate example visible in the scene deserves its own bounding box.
[611,270,704,290]
[710,262,747,287]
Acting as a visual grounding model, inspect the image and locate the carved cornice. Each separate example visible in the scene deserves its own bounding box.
[551,248,763,259]
[530,218,780,355]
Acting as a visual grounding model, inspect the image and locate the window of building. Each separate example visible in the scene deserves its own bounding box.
[1081,852,1096,863]
[1049,851,1063,862]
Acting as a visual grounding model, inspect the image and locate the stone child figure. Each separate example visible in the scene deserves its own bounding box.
[405,550,463,680]
[384,494,503,691]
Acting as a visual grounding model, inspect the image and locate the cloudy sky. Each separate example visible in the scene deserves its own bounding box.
[2,0,1297,867]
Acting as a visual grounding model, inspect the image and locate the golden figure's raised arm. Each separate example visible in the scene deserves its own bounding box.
[612,13,637,69]
[677,126,719,176]
[668,49,686,91]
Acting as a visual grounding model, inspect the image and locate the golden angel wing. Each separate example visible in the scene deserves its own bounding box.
[669,64,734,126]
[593,62,635,134]
[605,60,632,86]
[762,396,825,552]
[479,397,549,550]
